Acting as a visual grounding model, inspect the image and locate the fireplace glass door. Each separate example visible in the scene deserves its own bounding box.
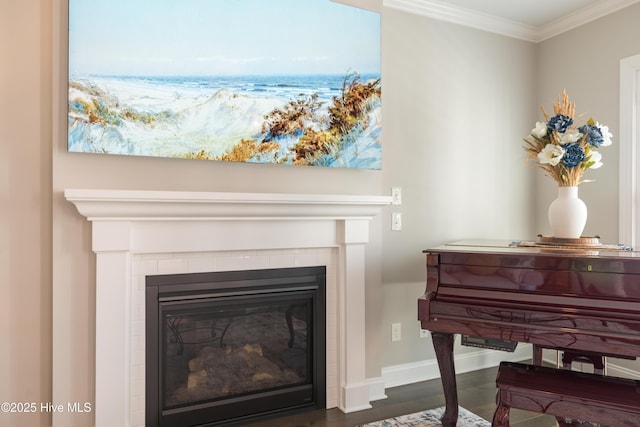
[146,266,326,427]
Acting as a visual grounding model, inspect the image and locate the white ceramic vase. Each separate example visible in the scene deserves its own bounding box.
[548,186,587,239]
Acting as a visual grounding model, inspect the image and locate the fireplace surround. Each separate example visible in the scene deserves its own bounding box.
[65,189,391,427]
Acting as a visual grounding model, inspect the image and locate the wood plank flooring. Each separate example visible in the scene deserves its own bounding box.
[242,365,556,426]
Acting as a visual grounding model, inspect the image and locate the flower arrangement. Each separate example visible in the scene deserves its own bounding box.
[524,89,612,187]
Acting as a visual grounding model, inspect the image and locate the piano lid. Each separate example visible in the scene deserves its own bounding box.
[425,239,639,259]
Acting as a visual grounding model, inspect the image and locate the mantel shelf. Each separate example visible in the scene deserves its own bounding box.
[64,189,393,221]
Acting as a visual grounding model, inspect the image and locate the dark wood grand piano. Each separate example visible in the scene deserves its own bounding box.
[418,240,640,426]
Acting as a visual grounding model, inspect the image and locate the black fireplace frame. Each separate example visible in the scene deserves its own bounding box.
[145,266,326,427]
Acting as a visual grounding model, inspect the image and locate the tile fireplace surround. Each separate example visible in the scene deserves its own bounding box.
[65,189,392,427]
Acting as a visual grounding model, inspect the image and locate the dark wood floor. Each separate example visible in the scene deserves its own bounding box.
[243,365,556,427]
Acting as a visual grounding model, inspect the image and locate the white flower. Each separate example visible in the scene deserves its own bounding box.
[531,122,547,138]
[597,122,613,147]
[558,128,582,144]
[537,143,564,166]
[588,150,603,169]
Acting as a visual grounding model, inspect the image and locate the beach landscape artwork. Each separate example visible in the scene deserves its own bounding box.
[67,0,381,169]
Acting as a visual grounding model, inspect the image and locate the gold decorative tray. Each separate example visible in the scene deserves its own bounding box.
[514,236,633,252]
[535,235,602,248]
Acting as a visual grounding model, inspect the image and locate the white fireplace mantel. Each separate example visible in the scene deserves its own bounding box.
[65,188,392,221]
[65,189,392,427]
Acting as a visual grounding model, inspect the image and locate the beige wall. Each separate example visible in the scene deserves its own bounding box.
[1,1,53,426]
[3,1,640,426]
[379,9,537,367]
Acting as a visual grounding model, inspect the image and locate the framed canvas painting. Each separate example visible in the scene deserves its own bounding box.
[67,0,381,169]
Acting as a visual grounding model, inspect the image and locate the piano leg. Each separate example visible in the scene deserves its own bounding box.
[432,332,458,427]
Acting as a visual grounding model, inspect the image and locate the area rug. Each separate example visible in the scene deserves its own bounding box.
[360,406,490,427]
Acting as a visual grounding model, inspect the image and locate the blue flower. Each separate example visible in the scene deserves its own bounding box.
[547,114,573,133]
[561,142,585,168]
[578,124,604,147]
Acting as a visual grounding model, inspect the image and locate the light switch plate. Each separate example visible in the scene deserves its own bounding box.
[391,187,402,205]
[391,212,402,231]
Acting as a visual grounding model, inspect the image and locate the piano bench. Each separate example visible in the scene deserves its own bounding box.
[493,362,640,427]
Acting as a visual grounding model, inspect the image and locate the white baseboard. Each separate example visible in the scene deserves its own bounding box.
[381,345,640,391]
[540,354,640,380]
[607,362,640,379]
[367,376,388,402]
[381,344,532,389]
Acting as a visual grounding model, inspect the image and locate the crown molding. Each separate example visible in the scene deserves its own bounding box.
[537,0,640,41]
[383,0,538,41]
[384,0,640,43]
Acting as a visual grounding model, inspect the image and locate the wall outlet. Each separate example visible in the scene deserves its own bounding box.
[391,323,401,342]
[420,329,430,338]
